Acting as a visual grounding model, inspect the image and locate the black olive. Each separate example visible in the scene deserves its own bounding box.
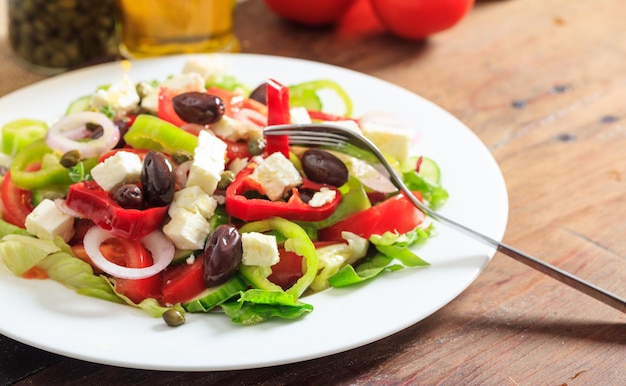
[172,92,225,125]
[114,183,144,209]
[141,151,175,207]
[249,82,267,105]
[202,224,242,287]
[301,149,349,187]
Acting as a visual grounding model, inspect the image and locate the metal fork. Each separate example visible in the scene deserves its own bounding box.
[264,123,626,314]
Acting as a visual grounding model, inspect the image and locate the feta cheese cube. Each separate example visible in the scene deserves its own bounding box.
[182,55,229,84]
[241,232,280,266]
[290,107,312,124]
[360,120,412,163]
[251,152,303,201]
[90,75,140,115]
[90,151,143,192]
[210,114,262,141]
[25,199,75,242]
[163,210,211,250]
[186,131,228,195]
[168,185,217,219]
[308,187,337,208]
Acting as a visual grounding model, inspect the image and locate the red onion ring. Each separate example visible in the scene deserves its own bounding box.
[46,111,120,158]
[83,226,174,279]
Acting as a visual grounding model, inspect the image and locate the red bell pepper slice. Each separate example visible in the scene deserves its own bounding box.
[65,181,168,240]
[225,164,341,222]
[265,78,291,157]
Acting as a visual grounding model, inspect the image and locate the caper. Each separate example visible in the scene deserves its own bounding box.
[301,149,349,187]
[172,92,225,125]
[59,149,81,168]
[247,137,266,156]
[217,170,236,190]
[162,308,185,327]
[171,150,193,165]
[202,224,242,287]
[86,122,104,139]
[114,184,143,210]
[141,151,175,207]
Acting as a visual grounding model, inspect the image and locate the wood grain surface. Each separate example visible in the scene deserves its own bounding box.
[1,0,624,385]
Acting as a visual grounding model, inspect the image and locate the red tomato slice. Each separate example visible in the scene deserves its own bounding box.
[318,192,426,241]
[222,138,251,161]
[158,88,187,127]
[1,171,34,228]
[161,255,207,306]
[269,248,304,290]
[100,238,162,304]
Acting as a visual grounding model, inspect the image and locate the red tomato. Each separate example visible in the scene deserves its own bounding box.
[370,0,474,40]
[158,88,187,127]
[161,256,207,306]
[1,171,33,228]
[318,192,426,241]
[263,0,356,26]
[222,139,251,161]
[269,248,304,289]
[100,238,162,304]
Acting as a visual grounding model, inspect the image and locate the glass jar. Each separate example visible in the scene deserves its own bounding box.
[7,0,117,75]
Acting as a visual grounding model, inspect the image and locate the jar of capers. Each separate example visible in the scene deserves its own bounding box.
[8,0,117,74]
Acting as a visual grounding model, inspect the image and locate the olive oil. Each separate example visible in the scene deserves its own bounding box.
[116,0,239,58]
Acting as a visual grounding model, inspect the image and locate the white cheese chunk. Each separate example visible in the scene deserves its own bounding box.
[210,114,262,141]
[163,210,211,251]
[241,232,280,266]
[360,120,412,163]
[186,131,228,195]
[290,107,312,124]
[182,55,230,84]
[90,75,140,115]
[250,152,302,201]
[90,151,143,192]
[25,199,75,242]
[308,187,336,208]
[168,185,217,219]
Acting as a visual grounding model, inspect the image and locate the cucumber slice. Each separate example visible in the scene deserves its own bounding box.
[417,157,441,185]
[65,95,92,115]
[183,275,248,313]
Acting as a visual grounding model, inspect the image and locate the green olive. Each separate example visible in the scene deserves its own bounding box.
[162,308,185,327]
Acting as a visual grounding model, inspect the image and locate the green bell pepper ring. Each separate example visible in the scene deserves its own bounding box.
[1,119,48,157]
[123,114,198,155]
[289,79,353,117]
[239,217,319,299]
[9,139,98,190]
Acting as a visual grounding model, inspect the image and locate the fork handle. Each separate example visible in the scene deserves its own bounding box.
[401,186,626,314]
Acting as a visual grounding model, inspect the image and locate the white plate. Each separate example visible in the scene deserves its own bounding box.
[0,54,508,371]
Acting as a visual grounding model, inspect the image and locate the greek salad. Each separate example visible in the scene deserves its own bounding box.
[0,56,448,326]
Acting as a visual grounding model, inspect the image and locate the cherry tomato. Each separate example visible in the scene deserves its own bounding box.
[318,192,426,241]
[370,0,475,40]
[100,238,162,304]
[161,255,207,306]
[1,171,34,228]
[263,0,356,26]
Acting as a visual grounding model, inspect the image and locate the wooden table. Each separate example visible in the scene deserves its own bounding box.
[1,0,625,384]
